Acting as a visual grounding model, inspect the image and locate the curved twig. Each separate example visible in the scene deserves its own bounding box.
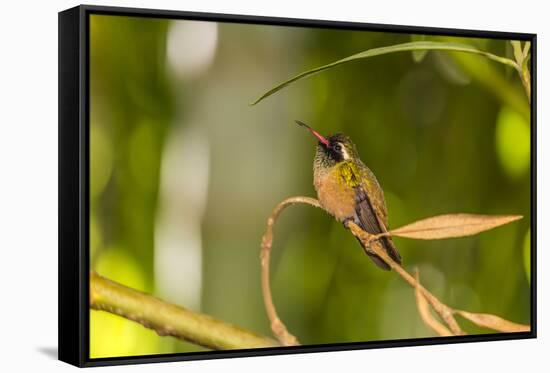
[260,196,529,342]
[260,196,322,346]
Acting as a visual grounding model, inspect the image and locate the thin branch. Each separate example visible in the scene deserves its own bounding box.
[89,197,529,351]
[511,40,532,103]
[520,64,531,103]
[260,196,528,342]
[90,272,279,350]
[347,222,465,336]
[360,227,529,335]
[260,196,322,346]
[414,269,453,337]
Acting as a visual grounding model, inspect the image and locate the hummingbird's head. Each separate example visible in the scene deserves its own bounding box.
[296,120,359,167]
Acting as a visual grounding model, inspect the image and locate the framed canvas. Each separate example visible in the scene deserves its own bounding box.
[58,4,537,367]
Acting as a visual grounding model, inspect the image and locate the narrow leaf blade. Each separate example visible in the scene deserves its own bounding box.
[522,41,531,59]
[511,40,524,64]
[456,310,530,333]
[411,35,428,63]
[252,41,518,105]
[390,214,522,240]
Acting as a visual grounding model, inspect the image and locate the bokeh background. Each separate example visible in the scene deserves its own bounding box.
[88,14,531,358]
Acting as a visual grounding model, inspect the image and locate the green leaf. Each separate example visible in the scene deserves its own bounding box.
[522,41,531,59]
[511,40,524,64]
[252,41,519,105]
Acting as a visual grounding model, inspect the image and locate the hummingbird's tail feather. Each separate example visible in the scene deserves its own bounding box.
[356,236,401,271]
[382,236,402,264]
[350,187,402,270]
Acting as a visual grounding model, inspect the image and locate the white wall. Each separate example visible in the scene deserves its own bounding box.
[0,0,546,372]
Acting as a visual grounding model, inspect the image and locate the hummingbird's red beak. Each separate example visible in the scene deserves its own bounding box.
[295,120,329,146]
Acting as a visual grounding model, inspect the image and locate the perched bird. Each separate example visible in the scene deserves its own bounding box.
[296,120,401,270]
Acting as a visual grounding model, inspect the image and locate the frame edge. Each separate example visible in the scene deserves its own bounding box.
[58,5,86,367]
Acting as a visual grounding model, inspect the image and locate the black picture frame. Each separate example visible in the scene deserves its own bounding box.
[58,4,537,368]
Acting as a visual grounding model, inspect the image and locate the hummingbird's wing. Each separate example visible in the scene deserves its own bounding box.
[362,166,389,226]
[354,176,402,269]
[354,187,383,234]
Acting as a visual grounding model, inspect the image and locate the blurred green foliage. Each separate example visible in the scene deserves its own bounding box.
[496,106,530,178]
[89,14,531,358]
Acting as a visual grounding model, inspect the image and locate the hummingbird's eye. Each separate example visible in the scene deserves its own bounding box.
[334,144,342,152]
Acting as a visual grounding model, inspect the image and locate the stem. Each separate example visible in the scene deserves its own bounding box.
[347,222,464,335]
[260,197,529,341]
[90,272,279,350]
[259,196,465,342]
[511,40,531,103]
[520,68,531,103]
[414,269,453,336]
[260,196,322,346]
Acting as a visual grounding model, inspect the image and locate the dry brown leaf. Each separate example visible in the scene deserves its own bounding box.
[455,310,530,333]
[414,270,453,336]
[390,214,522,240]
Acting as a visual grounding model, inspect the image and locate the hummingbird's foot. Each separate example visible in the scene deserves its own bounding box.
[342,217,354,229]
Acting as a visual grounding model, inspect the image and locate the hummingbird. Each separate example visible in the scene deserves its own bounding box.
[296,120,402,270]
